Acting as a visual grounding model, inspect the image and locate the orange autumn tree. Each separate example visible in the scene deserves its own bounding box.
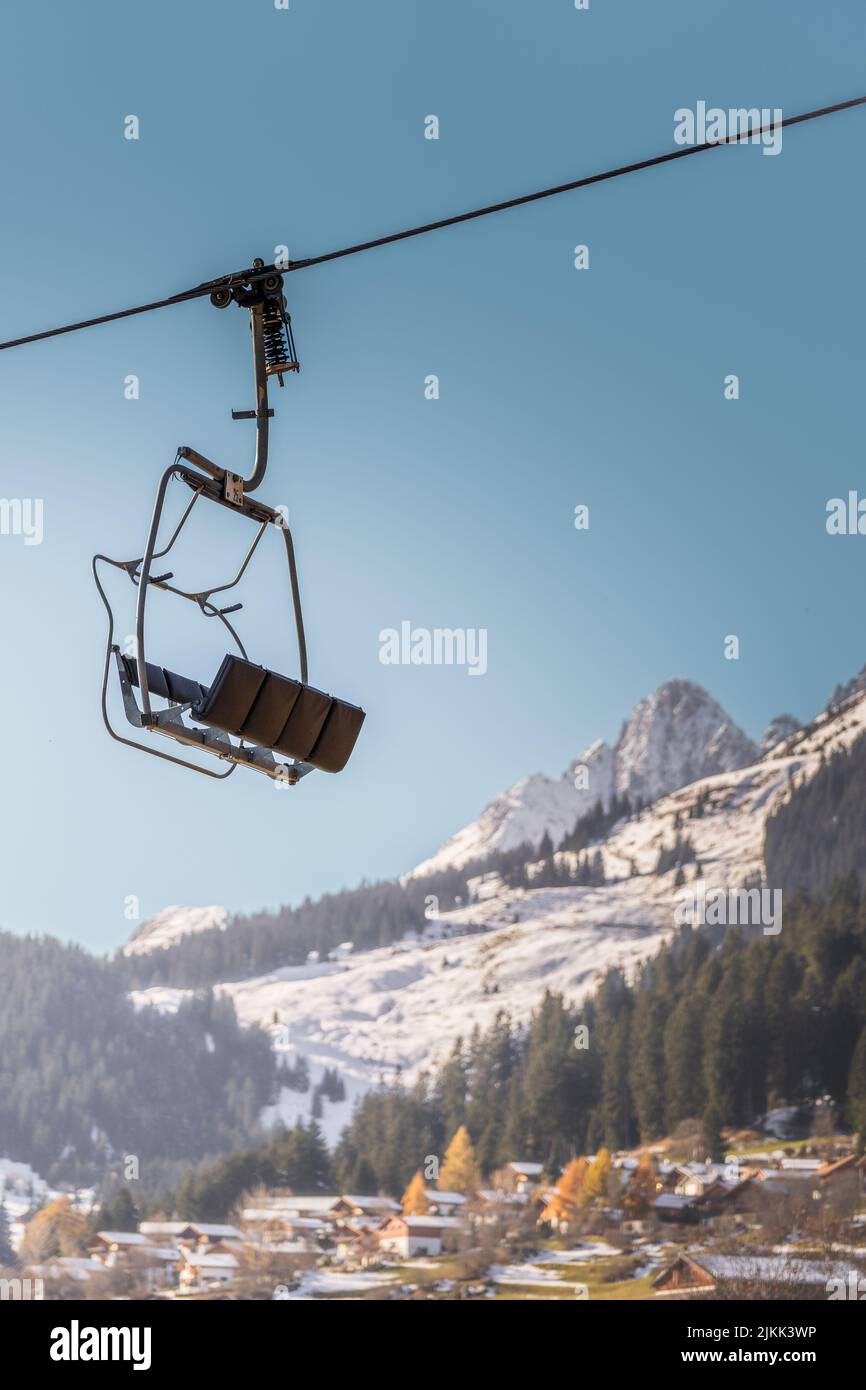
[19,1197,91,1264]
[542,1156,589,1226]
[624,1154,658,1217]
[401,1170,430,1216]
[438,1125,481,1194]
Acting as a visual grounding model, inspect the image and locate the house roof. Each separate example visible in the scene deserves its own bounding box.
[381,1214,462,1231]
[139,1221,193,1236]
[423,1190,466,1204]
[685,1253,858,1286]
[94,1231,152,1246]
[259,1195,341,1214]
[181,1250,239,1269]
[816,1155,858,1181]
[30,1257,108,1281]
[508,1162,543,1176]
[339,1195,400,1212]
[654,1194,695,1210]
[187,1223,243,1238]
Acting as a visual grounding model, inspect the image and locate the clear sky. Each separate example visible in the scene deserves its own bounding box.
[0,0,864,952]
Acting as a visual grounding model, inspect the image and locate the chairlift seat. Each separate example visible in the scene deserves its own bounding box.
[122,652,364,773]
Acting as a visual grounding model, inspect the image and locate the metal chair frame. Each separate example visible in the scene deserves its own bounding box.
[92,268,315,785]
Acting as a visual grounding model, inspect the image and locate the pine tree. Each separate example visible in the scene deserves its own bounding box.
[438,1125,481,1194]
[0,1205,15,1266]
[847,1025,866,1150]
[700,1103,724,1162]
[401,1170,430,1215]
[108,1187,139,1232]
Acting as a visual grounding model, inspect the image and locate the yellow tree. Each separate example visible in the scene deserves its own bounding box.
[401,1170,430,1215]
[581,1146,614,1206]
[438,1125,481,1194]
[19,1198,91,1263]
[541,1157,588,1227]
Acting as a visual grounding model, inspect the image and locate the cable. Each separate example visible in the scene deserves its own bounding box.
[1,94,864,353]
[287,95,866,272]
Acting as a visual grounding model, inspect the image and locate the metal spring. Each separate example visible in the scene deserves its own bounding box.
[262,297,298,378]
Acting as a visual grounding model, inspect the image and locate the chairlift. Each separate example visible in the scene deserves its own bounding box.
[92,260,365,785]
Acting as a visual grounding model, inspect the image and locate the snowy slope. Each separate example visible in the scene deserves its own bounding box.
[123,905,228,957]
[130,687,866,1141]
[125,678,866,1145]
[410,679,757,877]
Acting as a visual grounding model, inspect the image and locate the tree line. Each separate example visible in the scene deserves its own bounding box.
[0,930,276,1185]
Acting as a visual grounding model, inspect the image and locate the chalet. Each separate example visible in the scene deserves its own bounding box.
[143,1246,184,1288]
[89,1231,155,1266]
[29,1256,109,1286]
[654,1252,859,1298]
[183,1222,244,1246]
[177,1247,238,1293]
[674,1165,727,1198]
[422,1189,466,1216]
[656,1162,682,1191]
[377,1214,461,1258]
[255,1195,341,1219]
[138,1220,196,1242]
[653,1193,699,1224]
[241,1209,328,1247]
[499,1162,543,1195]
[87,1232,180,1290]
[331,1195,400,1223]
[334,1224,382,1266]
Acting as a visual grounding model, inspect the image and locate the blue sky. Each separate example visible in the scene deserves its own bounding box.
[0,0,864,951]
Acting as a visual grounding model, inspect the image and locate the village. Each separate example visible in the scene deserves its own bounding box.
[6,1128,866,1301]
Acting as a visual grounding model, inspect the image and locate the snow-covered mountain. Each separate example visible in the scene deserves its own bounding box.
[410,679,757,877]
[129,680,866,1142]
[123,905,228,957]
[760,714,801,755]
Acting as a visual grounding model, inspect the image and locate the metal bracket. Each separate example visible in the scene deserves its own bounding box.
[224,472,244,506]
[232,408,274,421]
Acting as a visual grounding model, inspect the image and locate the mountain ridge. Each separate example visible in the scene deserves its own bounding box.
[409,677,758,878]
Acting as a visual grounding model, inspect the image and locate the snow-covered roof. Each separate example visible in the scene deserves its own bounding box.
[252,1195,340,1215]
[691,1254,857,1285]
[390,1215,462,1230]
[181,1250,239,1268]
[508,1162,543,1176]
[94,1231,152,1246]
[139,1221,192,1236]
[30,1257,108,1282]
[423,1190,466,1204]
[187,1222,243,1238]
[340,1195,400,1211]
[242,1209,326,1228]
